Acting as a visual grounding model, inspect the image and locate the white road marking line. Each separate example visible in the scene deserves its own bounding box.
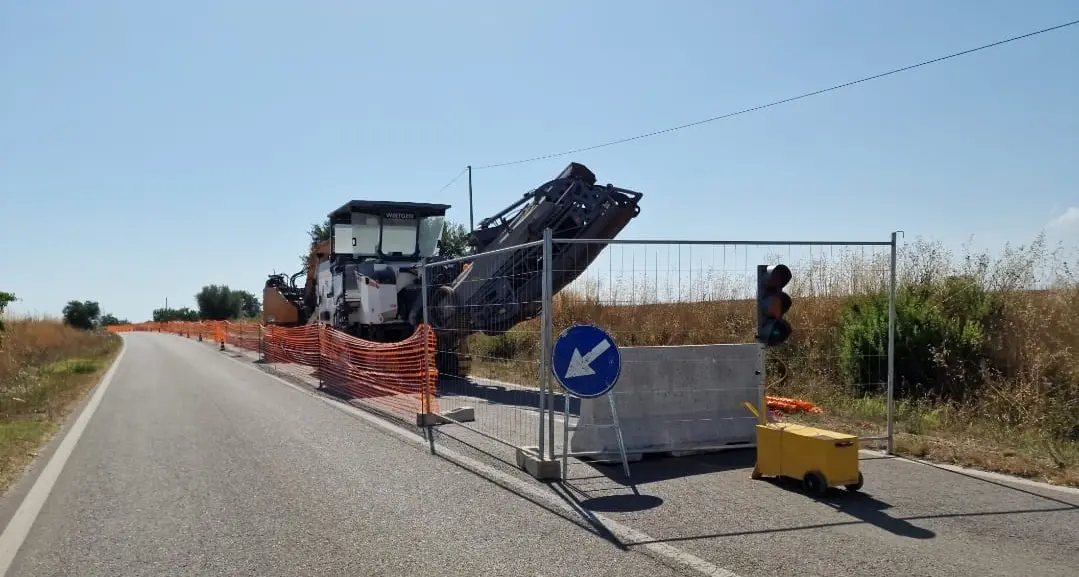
[0,338,128,576]
[860,449,1079,495]
[216,342,743,577]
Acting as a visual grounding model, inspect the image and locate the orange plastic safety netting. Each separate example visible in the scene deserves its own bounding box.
[766,396,822,415]
[261,323,438,420]
[262,324,320,367]
[113,320,439,422]
[108,321,224,342]
[109,321,816,420]
[224,321,261,354]
[317,324,440,419]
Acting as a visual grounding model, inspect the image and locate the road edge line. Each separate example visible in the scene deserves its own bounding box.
[860,449,1079,495]
[393,356,1079,496]
[213,342,743,577]
[0,336,128,576]
[206,338,1079,498]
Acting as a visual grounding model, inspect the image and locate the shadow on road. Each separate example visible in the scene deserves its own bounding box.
[575,448,759,485]
[620,498,1079,548]
[912,459,1079,508]
[570,449,938,540]
[424,433,632,551]
[437,376,580,416]
[430,427,521,469]
[770,476,936,539]
[577,493,665,513]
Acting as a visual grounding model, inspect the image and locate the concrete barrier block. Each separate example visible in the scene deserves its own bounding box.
[515,446,563,481]
[570,343,761,459]
[416,406,476,426]
[440,406,476,423]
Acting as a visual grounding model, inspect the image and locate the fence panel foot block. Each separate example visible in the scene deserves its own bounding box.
[515,446,563,481]
[416,407,476,427]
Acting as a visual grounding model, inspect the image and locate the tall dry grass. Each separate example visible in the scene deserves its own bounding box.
[1,318,121,489]
[1,319,117,386]
[467,234,1079,477]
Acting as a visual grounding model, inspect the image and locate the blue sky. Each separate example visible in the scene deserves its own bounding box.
[2,1,1077,321]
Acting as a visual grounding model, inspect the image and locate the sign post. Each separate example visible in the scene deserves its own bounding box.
[551,324,630,480]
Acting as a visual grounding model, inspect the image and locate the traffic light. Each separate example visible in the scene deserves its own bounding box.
[756,264,792,346]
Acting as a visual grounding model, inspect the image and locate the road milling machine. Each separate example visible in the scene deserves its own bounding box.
[262,162,643,377]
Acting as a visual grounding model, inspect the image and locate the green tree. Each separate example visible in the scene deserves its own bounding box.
[152,306,200,322]
[300,218,332,268]
[98,313,130,326]
[439,221,473,259]
[62,300,101,330]
[237,290,261,318]
[0,291,16,332]
[195,285,246,320]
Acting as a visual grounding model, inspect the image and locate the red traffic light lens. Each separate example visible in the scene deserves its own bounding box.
[765,264,792,289]
[762,292,792,318]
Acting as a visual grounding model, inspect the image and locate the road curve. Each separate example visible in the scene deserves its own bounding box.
[1,333,684,577]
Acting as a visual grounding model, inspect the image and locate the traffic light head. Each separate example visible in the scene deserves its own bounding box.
[756,264,792,346]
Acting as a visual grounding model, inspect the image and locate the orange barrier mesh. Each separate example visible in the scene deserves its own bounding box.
[766,396,823,415]
[110,320,226,343]
[107,320,814,420]
[263,324,321,367]
[112,320,439,421]
[225,321,261,354]
[318,324,439,418]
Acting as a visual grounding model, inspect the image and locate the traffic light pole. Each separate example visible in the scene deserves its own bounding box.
[757,343,768,426]
[886,231,900,454]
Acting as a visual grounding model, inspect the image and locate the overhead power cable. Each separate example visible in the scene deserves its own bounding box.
[469,18,1079,170]
[434,166,468,195]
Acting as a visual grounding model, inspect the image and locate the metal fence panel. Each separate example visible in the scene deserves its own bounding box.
[548,237,897,467]
[421,239,550,461]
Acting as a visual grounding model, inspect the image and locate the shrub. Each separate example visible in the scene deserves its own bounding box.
[61,300,101,330]
[472,331,539,361]
[837,275,1004,401]
[0,291,15,333]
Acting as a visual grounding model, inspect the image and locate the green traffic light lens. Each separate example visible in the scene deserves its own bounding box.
[763,319,792,346]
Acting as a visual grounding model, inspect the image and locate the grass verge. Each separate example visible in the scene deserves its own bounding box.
[0,319,122,493]
[784,394,1079,486]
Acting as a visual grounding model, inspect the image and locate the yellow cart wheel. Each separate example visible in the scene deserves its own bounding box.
[845,472,864,492]
[802,470,828,496]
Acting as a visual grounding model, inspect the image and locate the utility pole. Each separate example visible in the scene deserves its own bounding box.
[467,165,474,231]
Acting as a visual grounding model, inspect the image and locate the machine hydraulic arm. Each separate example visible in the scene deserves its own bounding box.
[426,162,643,335]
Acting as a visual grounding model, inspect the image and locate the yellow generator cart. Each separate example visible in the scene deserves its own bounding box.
[750,419,865,496]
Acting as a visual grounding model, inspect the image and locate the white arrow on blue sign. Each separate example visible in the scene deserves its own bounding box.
[551,324,621,398]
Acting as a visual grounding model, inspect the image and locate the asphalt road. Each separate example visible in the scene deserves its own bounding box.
[0,334,685,577]
[2,333,1078,577]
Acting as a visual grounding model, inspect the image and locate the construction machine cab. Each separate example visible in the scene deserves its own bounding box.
[310,200,453,338]
[327,200,452,263]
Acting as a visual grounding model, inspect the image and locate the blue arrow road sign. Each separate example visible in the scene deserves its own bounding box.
[551,324,621,398]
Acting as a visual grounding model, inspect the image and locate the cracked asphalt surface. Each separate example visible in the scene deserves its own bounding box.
[3,332,1078,577]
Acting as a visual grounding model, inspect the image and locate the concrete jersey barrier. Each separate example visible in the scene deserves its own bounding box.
[569,343,762,461]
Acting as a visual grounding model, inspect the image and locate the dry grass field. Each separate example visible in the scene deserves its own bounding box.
[0,318,121,492]
[468,235,1079,486]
